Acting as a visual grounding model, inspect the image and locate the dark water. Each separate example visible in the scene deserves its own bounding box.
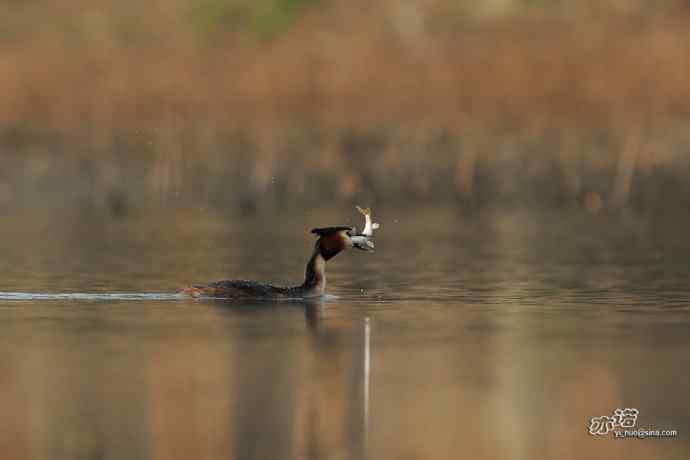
[1,207,689,460]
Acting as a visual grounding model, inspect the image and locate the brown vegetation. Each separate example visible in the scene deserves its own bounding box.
[1,2,690,213]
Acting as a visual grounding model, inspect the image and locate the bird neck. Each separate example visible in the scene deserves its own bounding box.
[301,246,326,295]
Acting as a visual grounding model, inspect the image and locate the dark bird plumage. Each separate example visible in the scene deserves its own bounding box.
[178,221,373,299]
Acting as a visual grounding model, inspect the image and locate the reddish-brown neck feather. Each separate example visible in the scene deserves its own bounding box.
[318,232,347,260]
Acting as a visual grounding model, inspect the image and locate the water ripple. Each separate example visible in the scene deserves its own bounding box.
[0,292,181,301]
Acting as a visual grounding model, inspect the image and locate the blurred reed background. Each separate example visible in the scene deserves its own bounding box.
[1,0,690,215]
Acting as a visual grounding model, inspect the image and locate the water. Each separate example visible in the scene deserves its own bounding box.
[1,207,689,460]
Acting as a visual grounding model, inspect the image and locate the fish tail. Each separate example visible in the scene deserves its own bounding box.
[356,205,371,217]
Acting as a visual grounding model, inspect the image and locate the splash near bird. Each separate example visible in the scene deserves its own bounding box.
[178,207,380,299]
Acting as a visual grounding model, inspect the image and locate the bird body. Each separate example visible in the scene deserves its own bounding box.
[178,219,377,299]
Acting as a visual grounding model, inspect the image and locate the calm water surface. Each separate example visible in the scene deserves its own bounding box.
[0,207,689,460]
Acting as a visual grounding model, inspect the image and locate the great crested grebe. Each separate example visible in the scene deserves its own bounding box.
[179,208,379,299]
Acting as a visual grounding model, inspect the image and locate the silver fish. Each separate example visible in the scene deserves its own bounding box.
[350,206,379,251]
[355,206,380,237]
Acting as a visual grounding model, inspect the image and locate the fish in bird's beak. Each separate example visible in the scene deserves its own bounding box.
[350,206,379,251]
[351,234,375,251]
[355,206,380,237]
